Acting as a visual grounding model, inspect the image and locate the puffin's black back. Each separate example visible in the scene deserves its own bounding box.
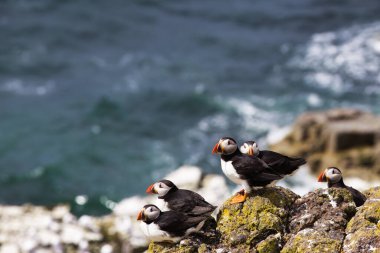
[154,211,208,236]
[258,150,306,175]
[163,189,216,216]
[230,153,283,187]
[347,186,366,207]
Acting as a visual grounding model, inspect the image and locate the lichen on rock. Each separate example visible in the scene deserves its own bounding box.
[282,188,356,253]
[217,187,298,252]
[148,186,298,253]
[343,187,380,253]
[2,184,378,253]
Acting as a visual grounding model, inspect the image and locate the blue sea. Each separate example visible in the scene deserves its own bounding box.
[1,0,380,215]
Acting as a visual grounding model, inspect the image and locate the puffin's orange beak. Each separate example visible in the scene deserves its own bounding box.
[317,170,327,182]
[137,210,144,221]
[146,184,157,194]
[247,146,254,156]
[212,141,221,154]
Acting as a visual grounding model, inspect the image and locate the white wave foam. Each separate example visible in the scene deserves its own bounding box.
[306,93,323,107]
[291,22,380,94]
[1,79,54,96]
[224,97,281,132]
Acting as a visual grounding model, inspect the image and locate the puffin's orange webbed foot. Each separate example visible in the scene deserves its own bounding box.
[230,190,247,204]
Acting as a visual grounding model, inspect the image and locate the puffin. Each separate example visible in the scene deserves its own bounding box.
[137,204,208,242]
[212,137,283,204]
[146,179,217,216]
[317,167,366,207]
[240,140,306,175]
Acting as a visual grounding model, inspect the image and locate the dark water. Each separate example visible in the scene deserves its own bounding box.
[1,0,380,215]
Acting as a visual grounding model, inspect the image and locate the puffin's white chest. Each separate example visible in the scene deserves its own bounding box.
[221,159,243,185]
[140,222,180,242]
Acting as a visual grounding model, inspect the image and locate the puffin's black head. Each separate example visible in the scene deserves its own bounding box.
[146,179,178,196]
[212,137,238,155]
[137,204,161,223]
[318,167,342,183]
[240,140,259,156]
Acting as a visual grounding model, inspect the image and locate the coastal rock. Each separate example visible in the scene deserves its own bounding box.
[270,108,380,180]
[148,187,380,253]
[282,188,356,253]
[0,205,119,253]
[1,171,378,253]
[217,187,298,252]
[148,186,299,253]
[343,187,380,253]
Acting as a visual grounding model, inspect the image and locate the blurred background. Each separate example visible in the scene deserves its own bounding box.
[1,0,380,216]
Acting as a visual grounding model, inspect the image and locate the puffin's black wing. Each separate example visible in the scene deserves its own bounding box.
[231,154,283,183]
[260,150,306,175]
[347,186,366,207]
[166,189,216,216]
[156,211,207,236]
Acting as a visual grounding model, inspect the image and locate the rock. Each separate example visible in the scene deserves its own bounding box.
[217,187,298,252]
[282,188,356,253]
[0,205,116,253]
[0,166,378,253]
[343,187,380,253]
[282,229,342,253]
[147,186,380,253]
[270,108,380,180]
[0,243,20,253]
[148,186,298,253]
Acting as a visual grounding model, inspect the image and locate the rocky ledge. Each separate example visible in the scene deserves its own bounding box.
[270,108,380,180]
[149,186,380,253]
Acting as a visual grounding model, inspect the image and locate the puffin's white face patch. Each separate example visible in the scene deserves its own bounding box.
[220,139,237,155]
[250,142,259,155]
[144,205,160,221]
[240,143,249,154]
[240,142,259,156]
[155,182,171,197]
[325,168,342,183]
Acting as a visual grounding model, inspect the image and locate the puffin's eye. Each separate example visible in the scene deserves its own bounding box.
[227,140,231,145]
[158,184,162,188]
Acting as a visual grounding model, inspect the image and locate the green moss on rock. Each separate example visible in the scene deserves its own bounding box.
[364,186,380,199]
[148,241,195,253]
[281,229,342,253]
[145,187,380,253]
[217,187,297,251]
[256,234,281,253]
[343,187,380,253]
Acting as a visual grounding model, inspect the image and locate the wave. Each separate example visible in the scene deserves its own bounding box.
[290,21,380,95]
[0,79,55,96]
